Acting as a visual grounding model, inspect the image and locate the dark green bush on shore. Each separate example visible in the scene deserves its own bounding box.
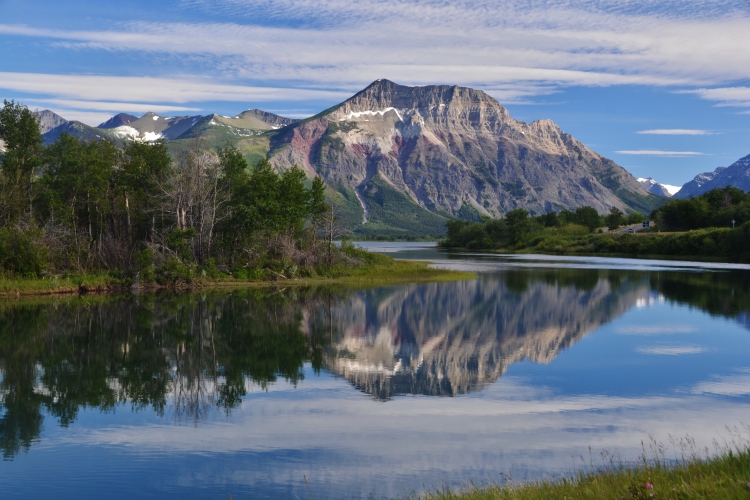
[0,226,49,276]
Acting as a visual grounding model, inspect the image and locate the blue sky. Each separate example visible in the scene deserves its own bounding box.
[0,0,748,187]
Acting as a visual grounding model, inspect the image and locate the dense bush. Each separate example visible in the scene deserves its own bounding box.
[0,226,49,276]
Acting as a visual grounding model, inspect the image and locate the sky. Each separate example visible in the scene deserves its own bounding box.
[0,0,748,187]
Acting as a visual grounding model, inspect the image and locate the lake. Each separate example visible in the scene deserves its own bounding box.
[1,243,750,499]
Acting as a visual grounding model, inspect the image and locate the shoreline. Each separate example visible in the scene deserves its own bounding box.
[0,259,475,299]
[425,444,750,499]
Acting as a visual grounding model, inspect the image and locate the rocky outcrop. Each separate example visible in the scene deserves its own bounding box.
[34,110,69,134]
[268,80,660,230]
[675,154,750,198]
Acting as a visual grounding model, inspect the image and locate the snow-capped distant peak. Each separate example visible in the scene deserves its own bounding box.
[637,177,679,197]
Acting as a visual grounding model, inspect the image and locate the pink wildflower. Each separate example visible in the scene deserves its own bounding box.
[645,483,654,489]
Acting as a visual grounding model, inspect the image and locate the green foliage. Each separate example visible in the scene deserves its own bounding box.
[605,206,625,231]
[654,186,750,231]
[0,226,49,277]
[0,100,44,224]
[442,206,600,250]
[457,203,484,222]
[355,175,448,237]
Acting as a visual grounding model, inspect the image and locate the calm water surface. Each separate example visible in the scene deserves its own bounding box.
[2,244,750,499]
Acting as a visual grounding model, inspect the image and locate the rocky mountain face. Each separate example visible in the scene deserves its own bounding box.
[637,177,680,197]
[675,154,750,199]
[312,272,649,399]
[97,113,138,129]
[268,80,660,234]
[34,110,69,134]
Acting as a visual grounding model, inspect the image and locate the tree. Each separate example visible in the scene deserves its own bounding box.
[116,140,171,244]
[605,207,625,231]
[574,206,602,231]
[505,208,530,245]
[0,100,43,224]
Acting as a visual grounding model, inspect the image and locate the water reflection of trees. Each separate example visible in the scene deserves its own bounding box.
[0,290,333,458]
[1,267,749,458]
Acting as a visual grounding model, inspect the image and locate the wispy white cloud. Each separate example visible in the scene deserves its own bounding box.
[637,345,706,355]
[616,325,698,335]
[692,369,750,396]
[25,98,201,114]
[616,150,708,157]
[636,129,718,136]
[677,87,750,109]
[1,1,749,97]
[0,72,350,104]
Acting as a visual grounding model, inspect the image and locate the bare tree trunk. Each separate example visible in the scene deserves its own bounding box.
[124,192,132,238]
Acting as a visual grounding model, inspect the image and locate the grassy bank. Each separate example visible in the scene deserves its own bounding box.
[425,445,750,500]
[445,223,750,264]
[0,254,474,298]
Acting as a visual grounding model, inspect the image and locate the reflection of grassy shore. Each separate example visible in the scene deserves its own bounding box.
[0,252,474,298]
[426,439,750,500]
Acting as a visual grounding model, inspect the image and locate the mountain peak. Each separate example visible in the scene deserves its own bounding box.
[34,110,69,134]
[98,113,138,129]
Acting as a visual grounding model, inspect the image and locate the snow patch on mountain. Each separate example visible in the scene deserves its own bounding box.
[112,126,139,139]
[142,132,163,142]
[111,126,162,142]
[341,108,404,122]
[637,177,679,197]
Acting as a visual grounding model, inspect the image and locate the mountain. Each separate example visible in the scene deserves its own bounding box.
[675,154,750,199]
[97,113,138,129]
[637,177,680,197]
[267,80,661,236]
[34,110,69,134]
[43,120,111,144]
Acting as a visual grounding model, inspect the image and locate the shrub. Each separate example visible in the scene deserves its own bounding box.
[0,226,49,277]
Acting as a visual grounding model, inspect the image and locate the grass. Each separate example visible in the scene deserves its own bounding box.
[0,272,116,297]
[0,259,474,298]
[422,433,750,500]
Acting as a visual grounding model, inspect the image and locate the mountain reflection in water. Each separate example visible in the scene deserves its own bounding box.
[1,267,749,459]
[320,270,649,399]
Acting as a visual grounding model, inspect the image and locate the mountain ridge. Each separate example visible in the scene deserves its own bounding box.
[675,154,750,198]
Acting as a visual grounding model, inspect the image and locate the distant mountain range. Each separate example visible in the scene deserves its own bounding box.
[675,154,750,199]
[637,177,680,197]
[22,80,674,235]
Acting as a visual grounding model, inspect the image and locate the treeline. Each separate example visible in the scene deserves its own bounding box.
[441,186,750,261]
[653,186,750,231]
[442,206,645,250]
[0,100,351,282]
